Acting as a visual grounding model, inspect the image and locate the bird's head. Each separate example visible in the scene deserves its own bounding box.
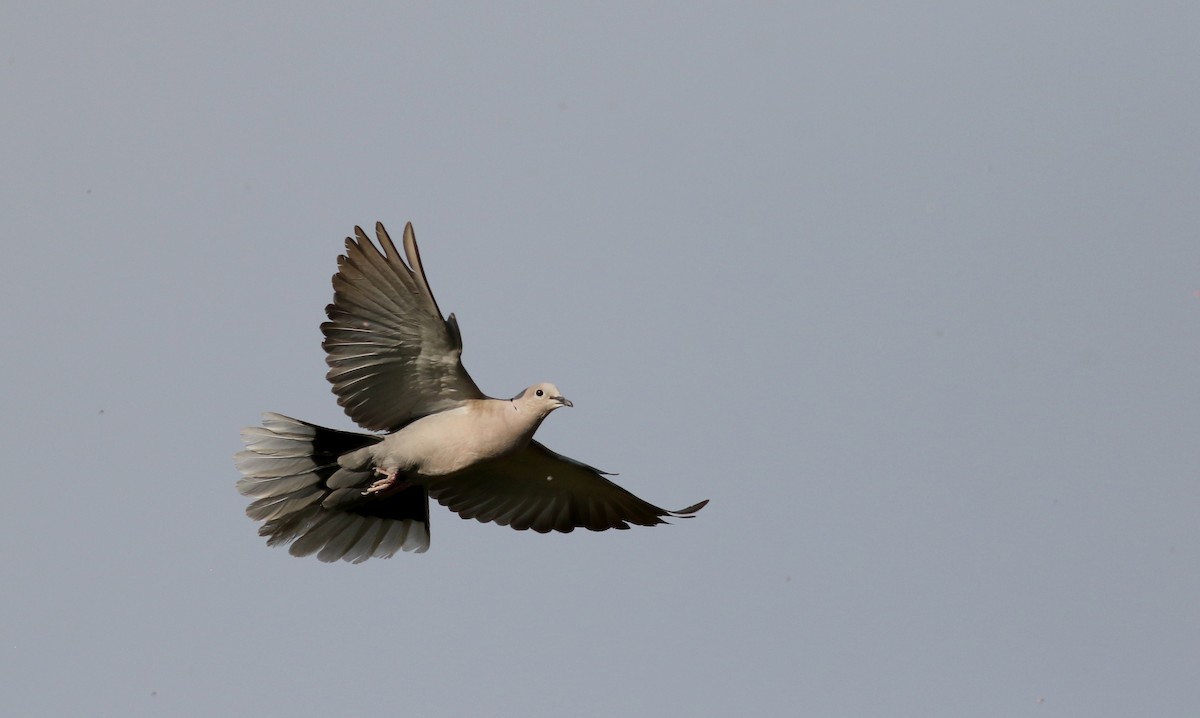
[513,383,573,415]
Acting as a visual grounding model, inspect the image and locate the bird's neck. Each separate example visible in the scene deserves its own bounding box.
[501,400,549,445]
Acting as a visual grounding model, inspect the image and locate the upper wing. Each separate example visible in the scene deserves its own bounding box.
[429,440,709,532]
[321,222,485,431]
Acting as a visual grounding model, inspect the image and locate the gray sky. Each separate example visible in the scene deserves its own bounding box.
[4,3,1198,716]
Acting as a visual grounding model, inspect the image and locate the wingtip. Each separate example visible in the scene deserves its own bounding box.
[401,221,418,256]
[670,499,709,518]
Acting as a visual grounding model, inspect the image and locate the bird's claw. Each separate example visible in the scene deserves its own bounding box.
[363,470,398,496]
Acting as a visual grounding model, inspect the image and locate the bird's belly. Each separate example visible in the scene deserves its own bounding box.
[374,418,523,477]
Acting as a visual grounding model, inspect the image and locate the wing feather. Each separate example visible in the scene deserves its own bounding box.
[321,222,485,431]
[430,441,708,533]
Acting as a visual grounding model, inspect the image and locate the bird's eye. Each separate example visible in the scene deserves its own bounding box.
[536,389,544,397]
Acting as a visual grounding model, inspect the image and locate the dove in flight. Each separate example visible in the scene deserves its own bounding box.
[235,222,707,562]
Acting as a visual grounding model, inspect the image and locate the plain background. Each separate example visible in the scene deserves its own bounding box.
[3,3,1198,716]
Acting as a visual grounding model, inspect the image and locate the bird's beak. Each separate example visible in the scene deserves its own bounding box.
[556,396,574,408]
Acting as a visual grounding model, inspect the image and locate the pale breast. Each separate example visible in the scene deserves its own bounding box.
[372,401,540,477]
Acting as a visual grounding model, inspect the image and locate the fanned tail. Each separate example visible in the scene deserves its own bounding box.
[235,413,430,562]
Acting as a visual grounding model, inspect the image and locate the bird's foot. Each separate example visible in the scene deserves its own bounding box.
[363,469,399,496]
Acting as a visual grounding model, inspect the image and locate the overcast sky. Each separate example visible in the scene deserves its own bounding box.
[3,3,1198,716]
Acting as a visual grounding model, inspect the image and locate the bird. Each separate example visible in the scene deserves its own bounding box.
[235,222,708,562]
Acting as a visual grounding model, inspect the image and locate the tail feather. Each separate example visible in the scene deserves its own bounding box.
[235,413,430,561]
[340,518,391,564]
[244,485,324,522]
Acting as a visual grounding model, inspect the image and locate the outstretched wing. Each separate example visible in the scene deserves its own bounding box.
[429,440,708,533]
[322,222,485,431]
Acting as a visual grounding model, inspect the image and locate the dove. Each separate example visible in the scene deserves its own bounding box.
[235,222,707,562]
